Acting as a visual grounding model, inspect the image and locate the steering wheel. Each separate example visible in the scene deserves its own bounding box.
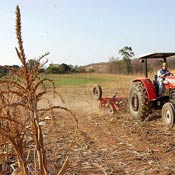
[168,72,174,76]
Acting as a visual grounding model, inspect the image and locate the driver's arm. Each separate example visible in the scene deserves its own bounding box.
[164,70,171,76]
[157,69,163,78]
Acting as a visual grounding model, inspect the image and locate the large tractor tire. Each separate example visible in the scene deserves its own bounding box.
[129,81,152,121]
[92,84,102,100]
[162,102,175,129]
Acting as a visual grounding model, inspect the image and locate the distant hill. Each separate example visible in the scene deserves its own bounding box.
[80,62,109,73]
[80,57,175,74]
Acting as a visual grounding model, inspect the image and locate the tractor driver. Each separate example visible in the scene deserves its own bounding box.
[157,62,170,96]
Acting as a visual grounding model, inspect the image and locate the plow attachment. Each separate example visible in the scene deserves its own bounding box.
[92,84,128,115]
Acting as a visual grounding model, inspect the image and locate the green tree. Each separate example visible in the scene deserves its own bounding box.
[28,59,39,70]
[118,46,135,74]
[46,66,59,74]
[59,63,71,74]
[46,63,72,74]
[0,66,9,77]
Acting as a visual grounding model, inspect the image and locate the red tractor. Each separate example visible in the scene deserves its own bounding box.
[129,53,175,129]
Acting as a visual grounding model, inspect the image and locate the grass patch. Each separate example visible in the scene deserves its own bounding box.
[41,73,145,88]
[42,73,110,87]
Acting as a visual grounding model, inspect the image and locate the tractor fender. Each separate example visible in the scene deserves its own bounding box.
[133,78,157,101]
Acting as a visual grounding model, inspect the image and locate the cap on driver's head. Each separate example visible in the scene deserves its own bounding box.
[162,62,168,67]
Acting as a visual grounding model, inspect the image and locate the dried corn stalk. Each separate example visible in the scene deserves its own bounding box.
[0,5,78,175]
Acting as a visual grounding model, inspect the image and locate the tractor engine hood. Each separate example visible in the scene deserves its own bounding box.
[165,76,175,86]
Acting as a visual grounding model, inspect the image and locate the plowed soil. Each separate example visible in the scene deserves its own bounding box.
[44,85,175,175]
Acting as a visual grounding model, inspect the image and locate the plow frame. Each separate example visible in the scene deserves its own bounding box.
[92,84,128,115]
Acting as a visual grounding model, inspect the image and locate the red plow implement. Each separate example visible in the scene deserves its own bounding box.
[92,85,128,115]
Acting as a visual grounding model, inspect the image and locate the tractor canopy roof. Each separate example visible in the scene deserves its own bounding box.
[138,53,175,60]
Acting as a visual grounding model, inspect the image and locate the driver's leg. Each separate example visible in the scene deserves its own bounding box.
[157,78,163,96]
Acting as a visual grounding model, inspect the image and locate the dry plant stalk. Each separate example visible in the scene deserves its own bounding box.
[0,5,78,175]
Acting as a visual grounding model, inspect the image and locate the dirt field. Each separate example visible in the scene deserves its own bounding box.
[43,85,175,175]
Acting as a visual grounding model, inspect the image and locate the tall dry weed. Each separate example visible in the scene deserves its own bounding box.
[0,5,78,175]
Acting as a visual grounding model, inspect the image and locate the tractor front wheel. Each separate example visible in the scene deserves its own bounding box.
[162,102,175,129]
[129,81,152,121]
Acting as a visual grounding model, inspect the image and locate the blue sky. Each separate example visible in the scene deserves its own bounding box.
[0,0,175,66]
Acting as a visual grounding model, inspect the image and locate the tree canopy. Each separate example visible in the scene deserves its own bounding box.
[118,46,135,60]
[118,46,135,74]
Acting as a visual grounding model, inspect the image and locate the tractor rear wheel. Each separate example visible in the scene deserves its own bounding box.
[129,81,152,121]
[162,102,175,129]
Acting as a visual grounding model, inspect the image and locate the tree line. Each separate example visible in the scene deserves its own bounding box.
[0,62,81,77]
[0,65,20,77]
[2,46,175,76]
